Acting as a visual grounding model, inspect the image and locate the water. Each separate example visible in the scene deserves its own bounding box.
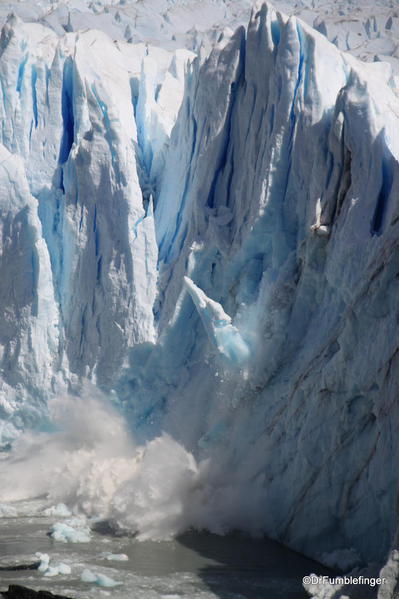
[0,514,334,598]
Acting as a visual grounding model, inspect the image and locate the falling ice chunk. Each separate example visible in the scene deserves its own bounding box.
[183,277,250,366]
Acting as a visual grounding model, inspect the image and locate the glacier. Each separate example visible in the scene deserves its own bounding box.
[0,0,399,588]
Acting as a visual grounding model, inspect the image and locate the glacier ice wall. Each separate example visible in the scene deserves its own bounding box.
[1,0,399,569]
[124,3,399,565]
[0,16,194,428]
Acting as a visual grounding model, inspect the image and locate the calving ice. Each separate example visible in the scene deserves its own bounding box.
[0,0,398,587]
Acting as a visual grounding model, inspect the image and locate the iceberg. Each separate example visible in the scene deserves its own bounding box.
[35,552,72,577]
[81,568,122,587]
[101,552,129,562]
[50,519,91,543]
[43,563,72,577]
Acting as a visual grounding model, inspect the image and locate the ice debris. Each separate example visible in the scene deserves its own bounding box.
[35,553,71,577]
[81,569,122,587]
[0,503,18,517]
[183,277,250,366]
[101,552,129,561]
[50,518,91,543]
[44,563,72,577]
[43,504,72,518]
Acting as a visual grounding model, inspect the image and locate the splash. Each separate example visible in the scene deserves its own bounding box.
[0,387,200,539]
[0,385,270,540]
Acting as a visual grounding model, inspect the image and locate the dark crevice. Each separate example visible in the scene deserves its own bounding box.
[271,19,281,47]
[277,23,305,216]
[289,24,305,137]
[59,57,74,164]
[206,81,237,210]
[97,255,102,282]
[59,167,65,194]
[206,30,246,211]
[332,136,352,224]
[31,65,38,128]
[16,54,28,93]
[371,157,394,236]
[93,205,100,256]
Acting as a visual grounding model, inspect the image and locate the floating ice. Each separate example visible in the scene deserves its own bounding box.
[51,520,91,543]
[35,553,71,577]
[55,563,72,575]
[36,553,50,572]
[101,553,129,562]
[81,569,121,587]
[44,563,72,577]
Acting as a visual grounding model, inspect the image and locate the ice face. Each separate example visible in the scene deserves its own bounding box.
[134,3,399,566]
[1,0,399,572]
[0,16,195,419]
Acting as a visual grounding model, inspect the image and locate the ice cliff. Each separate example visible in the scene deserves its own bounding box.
[1,0,399,574]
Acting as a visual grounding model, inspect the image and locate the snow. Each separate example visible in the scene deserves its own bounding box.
[0,0,399,577]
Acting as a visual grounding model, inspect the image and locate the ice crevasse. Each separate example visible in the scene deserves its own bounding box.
[0,0,399,571]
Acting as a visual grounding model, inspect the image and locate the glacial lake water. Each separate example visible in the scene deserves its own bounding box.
[0,514,334,598]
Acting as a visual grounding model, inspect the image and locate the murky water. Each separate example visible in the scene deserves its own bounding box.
[0,515,333,598]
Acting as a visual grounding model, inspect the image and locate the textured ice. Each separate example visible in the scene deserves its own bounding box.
[0,0,399,577]
[43,503,72,518]
[51,519,91,543]
[34,552,72,576]
[0,503,18,517]
[36,552,50,572]
[101,553,129,562]
[81,568,122,587]
[1,0,398,77]
[183,277,250,366]
[43,563,72,577]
